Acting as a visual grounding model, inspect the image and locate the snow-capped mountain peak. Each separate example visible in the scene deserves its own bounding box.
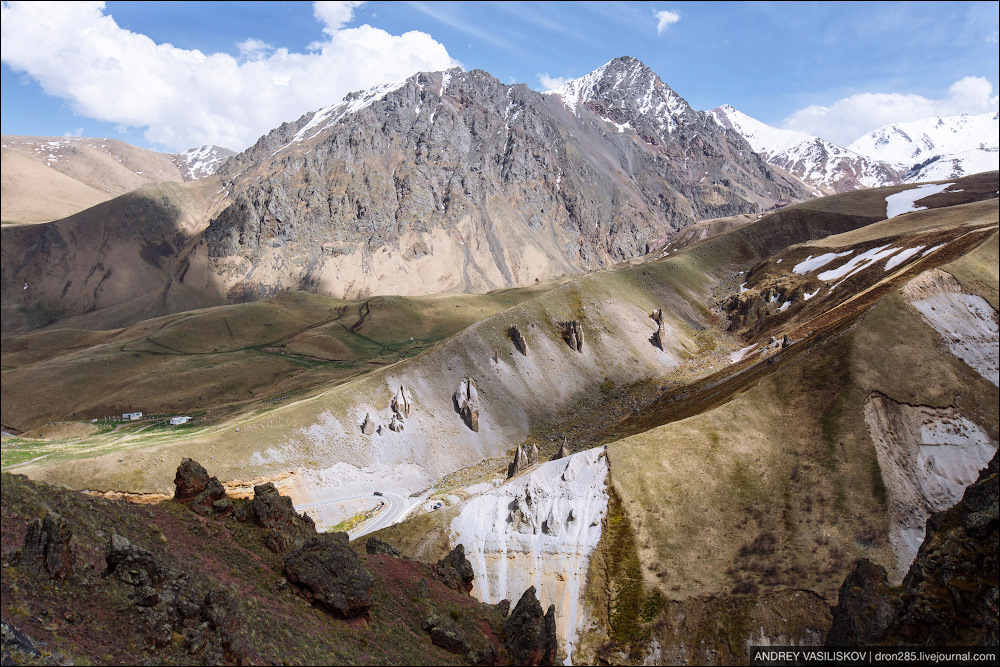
[848,112,1000,169]
[708,105,902,193]
[547,56,692,133]
[172,144,236,180]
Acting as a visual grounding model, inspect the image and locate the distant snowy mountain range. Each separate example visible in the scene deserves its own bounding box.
[707,105,998,193]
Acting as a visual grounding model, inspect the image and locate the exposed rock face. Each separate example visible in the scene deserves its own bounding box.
[560,320,584,352]
[249,482,317,553]
[885,450,998,645]
[825,559,895,645]
[173,459,230,516]
[365,536,402,557]
[826,451,999,646]
[529,444,539,466]
[103,534,166,587]
[509,326,528,356]
[434,544,475,594]
[421,614,472,655]
[650,309,667,350]
[502,586,559,666]
[391,385,414,419]
[361,413,375,435]
[173,458,210,499]
[205,57,806,303]
[454,377,481,432]
[550,442,572,461]
[16,513,74,581]
[283,533,374,618]
[389,415,404,432]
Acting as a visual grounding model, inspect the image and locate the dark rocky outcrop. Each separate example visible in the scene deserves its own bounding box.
[365,536,402,557]
[825,559,895,645]
[433,544,475,594]
[827,450,999,646]
[502,586,558,666]
[421,614,472,655]
[650,309,667,350]
[454,377,481,432]
[174,457,210,499]
[14,513,75,581]
[102,533,166,588]
[173,458,230,516]
[509,326,528,356]
[559,320,584,352]
[283,534,374,618]
[248,482,317,553]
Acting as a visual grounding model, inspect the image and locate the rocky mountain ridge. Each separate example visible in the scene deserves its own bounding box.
[199,56,807,301]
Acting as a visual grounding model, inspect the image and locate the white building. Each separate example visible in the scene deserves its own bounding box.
[123,412,143,420]
[169,416,191,426]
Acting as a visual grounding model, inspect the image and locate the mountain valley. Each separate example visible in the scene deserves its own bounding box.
[1,56,998,666]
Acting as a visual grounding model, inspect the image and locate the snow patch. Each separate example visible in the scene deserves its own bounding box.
[884,182,953,219]
[903,270,999,386]
[884,246,925,271]
[793,250,854,275]
[818,244,896,282]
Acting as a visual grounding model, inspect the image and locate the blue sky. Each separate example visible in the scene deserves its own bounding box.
[2,1,998,151]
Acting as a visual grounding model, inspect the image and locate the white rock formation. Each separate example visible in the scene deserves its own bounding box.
[391,385,414,419]
[449,447,609,662]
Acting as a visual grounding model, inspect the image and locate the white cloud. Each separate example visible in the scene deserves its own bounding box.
[784,76,1000,146]
[63,128,84,138]
[0,1,458,151]
[537,73,572,91]
[655,9,680,35]
[237,38,275,61]
[313,0,365,32]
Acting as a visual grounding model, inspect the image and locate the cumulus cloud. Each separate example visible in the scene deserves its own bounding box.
[784,76,1000,146]
[537,73,572,91]
[655,10,680,34]
[0,1,458,151]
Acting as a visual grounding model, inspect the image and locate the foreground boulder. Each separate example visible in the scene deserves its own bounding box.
[365,536,402,557]
[827,450,999,646]
[102,534,166,587]
[433,544,475,594]
[15,513,74,581]
[173,458,229,516]
[421,614,471,655]
[283,534,374,618]
[825,559,894,645]
[248,482,317,553]
[174,457,209,499]
[503,586,558,666]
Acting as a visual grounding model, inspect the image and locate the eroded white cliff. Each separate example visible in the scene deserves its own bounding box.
[448,447,609,662]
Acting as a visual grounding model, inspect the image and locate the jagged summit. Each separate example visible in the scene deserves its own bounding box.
[547,56,692,134]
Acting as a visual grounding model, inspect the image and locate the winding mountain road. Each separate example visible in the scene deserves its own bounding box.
[295,491,411,540]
